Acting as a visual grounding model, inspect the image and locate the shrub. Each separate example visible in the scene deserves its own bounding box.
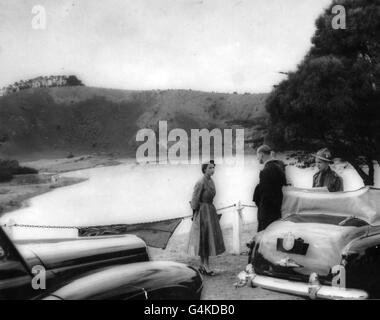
[66,75,83,86]
[0,159,38,177]
[12,166,38,175]
[0,167,13,182]
[0,133,9,143]
[0,159,19,169]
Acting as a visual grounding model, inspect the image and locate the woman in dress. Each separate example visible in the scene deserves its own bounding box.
[187,161,225,275]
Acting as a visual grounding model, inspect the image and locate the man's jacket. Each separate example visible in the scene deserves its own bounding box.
[253,160,287,221]
[313,167,343,192]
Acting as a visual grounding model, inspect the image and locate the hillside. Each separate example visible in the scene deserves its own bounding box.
[0,86,268,160]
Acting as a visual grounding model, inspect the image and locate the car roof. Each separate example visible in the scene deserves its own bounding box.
[282,187,380,225]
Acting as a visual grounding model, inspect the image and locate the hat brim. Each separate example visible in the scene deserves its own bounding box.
[311,154,333,163]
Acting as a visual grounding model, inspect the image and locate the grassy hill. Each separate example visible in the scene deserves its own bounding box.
[0,86,268,160]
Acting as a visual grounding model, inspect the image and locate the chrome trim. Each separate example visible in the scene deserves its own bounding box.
[250,273,368,300]
[275,257,303,268]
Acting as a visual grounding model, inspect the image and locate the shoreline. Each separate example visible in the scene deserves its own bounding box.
[0,155,122,219]
[0,177,86,219]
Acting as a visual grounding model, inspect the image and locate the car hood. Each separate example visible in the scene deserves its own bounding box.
[255,218,368,277]
[15,234,147,271]
[41,261,202,300]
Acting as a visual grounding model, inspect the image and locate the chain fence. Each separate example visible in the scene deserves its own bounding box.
[0,202,256,231]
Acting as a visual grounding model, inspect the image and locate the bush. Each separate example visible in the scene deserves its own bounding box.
[0,159,19,169]
[0,167,13,182]
[0,133,9,143]
[66,75,83,86]
[0,159,38,177]
[12,166,38,175]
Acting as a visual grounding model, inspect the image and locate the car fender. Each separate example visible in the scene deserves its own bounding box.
[40,261,202,300]
[248,231,264,264]
[342,232,380,261]
[341,232,380,297]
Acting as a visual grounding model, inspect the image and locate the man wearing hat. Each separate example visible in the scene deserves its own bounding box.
[312,148,343,192]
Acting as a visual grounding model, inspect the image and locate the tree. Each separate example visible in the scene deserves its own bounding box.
[66,75,84,86]
[266,0,380,185]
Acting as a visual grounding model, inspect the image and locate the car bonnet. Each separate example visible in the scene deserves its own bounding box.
[15,234,147,271]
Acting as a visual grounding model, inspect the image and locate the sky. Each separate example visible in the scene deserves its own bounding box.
[0,0,332,93]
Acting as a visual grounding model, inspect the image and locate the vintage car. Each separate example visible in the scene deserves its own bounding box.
[242,187,380,300]
[0,225,203,300]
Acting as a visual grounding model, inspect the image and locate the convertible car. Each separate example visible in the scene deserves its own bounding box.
[0,225,203,300]
[242,187,380,300]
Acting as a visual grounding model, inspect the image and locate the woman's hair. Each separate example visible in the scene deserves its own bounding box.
[202,160,215,174]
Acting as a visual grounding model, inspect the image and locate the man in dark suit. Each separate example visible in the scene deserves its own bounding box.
[253,145,287,232]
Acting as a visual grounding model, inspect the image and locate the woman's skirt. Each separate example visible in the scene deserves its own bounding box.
[187,202,225,257]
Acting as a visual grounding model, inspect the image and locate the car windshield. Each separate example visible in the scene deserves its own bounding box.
[283,214,369,227]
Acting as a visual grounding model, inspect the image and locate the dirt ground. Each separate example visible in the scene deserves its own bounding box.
[150,223,303,300]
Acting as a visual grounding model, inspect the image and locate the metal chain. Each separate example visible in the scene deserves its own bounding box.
[0,202,256,230]
[0,223,78,229]
[241,204,257,208]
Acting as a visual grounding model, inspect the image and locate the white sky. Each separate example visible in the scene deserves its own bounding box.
[0,0,332,93]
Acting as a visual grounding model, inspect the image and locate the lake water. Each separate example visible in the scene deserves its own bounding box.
[1,155,378,240]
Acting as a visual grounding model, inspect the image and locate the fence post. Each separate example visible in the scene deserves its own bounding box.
[6,219,15,238]
[232,201,243,254]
